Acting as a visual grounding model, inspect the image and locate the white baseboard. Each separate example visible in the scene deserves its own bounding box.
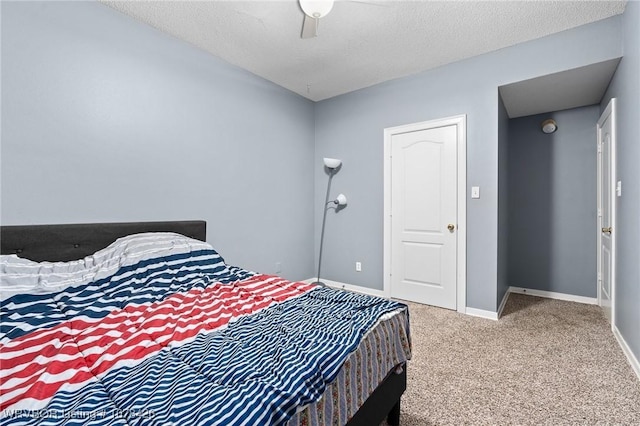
[303,278,387,298]
[465,307,499,321]
[467,286,596,322]
[314,278,500,320]
[464,289,509,321]
[497,289,510,319]
[467,286,595,321]
[509,286,639,380]
[509,286,597,305]
[303,278,639,380]
[613,325,640,381]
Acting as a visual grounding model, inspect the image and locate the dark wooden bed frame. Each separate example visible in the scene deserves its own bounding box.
[0,220,406,426]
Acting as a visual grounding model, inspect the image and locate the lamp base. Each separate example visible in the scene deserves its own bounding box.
[310,281,326,287]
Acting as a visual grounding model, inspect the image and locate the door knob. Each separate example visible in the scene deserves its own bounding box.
[447,224,455,231]
[602,227,612,234]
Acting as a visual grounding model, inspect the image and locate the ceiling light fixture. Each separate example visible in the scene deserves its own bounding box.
[299,0,335,38]
[299,0,334,19]
[541,119,558,134]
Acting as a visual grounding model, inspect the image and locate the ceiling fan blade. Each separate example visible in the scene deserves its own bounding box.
[301,15,318,39]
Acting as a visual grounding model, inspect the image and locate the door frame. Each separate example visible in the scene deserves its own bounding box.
[383,115,467,313]
[596,98,617,329]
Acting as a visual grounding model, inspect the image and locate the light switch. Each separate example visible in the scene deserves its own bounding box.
[471,186,480,199]
[616,181,622,197]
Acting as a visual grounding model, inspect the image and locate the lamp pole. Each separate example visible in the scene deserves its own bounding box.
[313,158,346,287]
[314,169,336,286]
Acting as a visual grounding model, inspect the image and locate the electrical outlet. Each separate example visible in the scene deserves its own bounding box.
[355,262,362,272]
[275,262,282,273]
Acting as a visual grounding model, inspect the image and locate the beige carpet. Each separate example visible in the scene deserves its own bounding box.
[385,294,640,425]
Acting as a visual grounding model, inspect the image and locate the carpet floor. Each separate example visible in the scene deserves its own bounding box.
[385,294,640,425]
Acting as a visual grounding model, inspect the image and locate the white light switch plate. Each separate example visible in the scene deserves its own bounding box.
[471,186,480,199]
[616,181,622,197]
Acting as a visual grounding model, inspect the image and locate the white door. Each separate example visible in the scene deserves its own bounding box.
[597,98,616,324]
[390,124,458,309]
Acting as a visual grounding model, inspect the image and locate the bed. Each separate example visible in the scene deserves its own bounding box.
[0,221,410,426]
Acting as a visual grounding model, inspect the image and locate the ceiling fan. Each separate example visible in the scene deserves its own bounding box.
[299,0,335,39]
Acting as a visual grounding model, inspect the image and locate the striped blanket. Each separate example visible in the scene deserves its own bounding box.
[1,233,407,425]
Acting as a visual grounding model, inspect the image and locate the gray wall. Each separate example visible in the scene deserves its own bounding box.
[1,1,636,366]
[507,106,600,298]
[601,1,640,366]
[314,16,622,311]
[0,2,316,280]
[497,95,509,308]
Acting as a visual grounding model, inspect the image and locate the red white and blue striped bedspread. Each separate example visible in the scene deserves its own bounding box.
[1,234,408,425]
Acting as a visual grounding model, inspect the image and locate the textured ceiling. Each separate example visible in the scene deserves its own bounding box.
[103,1,627,102]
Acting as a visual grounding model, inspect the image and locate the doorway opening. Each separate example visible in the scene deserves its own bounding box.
[497,59,620,320]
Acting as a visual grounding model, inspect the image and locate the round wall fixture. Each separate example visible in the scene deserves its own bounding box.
[541,119,558,134]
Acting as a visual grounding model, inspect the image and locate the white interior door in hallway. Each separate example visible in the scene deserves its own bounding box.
[597,98,616,324]
[385,117,465,310]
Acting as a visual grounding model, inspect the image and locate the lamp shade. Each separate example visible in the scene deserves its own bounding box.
[300,0,334,18]
[335,193,347,206]
[323,157,342,169]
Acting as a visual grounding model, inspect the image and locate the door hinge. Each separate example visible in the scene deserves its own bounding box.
[597,143,602,153]
[597,208,602,217]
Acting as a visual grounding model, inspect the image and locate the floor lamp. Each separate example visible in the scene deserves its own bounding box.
[313,157,348,286]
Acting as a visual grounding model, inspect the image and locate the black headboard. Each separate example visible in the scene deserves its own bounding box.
[0,221,207,262]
